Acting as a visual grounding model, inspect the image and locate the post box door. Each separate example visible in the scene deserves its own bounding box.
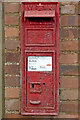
[26,52,55,108]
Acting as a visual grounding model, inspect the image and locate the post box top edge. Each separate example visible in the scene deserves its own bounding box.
[21,2,59,5]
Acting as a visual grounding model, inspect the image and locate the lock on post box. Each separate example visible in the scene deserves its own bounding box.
[21,2,59,115]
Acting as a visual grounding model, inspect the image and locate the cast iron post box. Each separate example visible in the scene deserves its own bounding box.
[21,2,59,115]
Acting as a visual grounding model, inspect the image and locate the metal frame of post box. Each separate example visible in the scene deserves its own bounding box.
[21,2,59,115]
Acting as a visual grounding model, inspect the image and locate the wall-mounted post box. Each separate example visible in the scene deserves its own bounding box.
[21,2,59,115]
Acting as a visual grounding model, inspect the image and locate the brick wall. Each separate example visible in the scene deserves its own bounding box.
[4,2,79,118]
[4,2,20,116]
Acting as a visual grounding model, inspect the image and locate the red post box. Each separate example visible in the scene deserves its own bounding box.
[21,2,59,115]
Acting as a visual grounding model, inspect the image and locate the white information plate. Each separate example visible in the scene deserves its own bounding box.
[28,56,52,71]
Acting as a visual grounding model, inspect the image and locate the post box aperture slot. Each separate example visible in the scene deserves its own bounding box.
[27,56,52,72]
[25,28,55,45]
[26,17,54,25]
[24,10,55,25]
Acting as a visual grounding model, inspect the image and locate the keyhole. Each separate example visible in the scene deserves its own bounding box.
[43,83,45,85]
[32,84,34,88]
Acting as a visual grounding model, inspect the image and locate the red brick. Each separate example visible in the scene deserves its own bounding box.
[5,14,19,25]
[79,101,80,113]
[60,89,78,100]
[78,2,80,15]
[5,76,20,87]
[61,2,78,15]
[5,114,21,118]
[60,76,78,89]
[60,65,79,76]
[5,39,20,50]
[5,99,19,111]
[60,40,78,51]
[5,113,78,118]
[60,101,78,113]
[60,53,78,64]
[78,15,80,27]
[60,28,78,39]
[5,65,20,75]
[5,88,20,99]
[61,2,77,6]
[57,114,78,118]
[75,3,78,15]
[79,29,80,39]
[61,15,78,26]
[61,5,75,14]
[79,53,80,64]
[5,27,19,37]
[5,52,20,63]
[4,3,20,13]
